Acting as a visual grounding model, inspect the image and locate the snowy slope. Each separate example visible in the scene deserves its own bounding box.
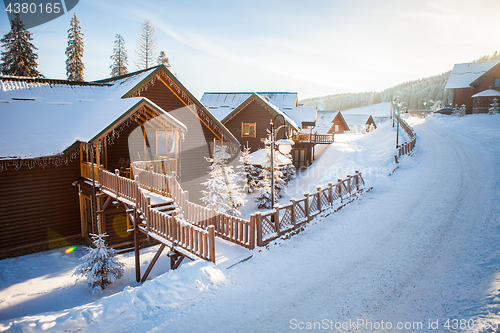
[1,113,499,333]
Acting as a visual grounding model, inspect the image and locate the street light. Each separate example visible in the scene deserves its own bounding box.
[270,114,294,209]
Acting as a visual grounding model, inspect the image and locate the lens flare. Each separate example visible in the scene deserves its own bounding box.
[65,246,77,253]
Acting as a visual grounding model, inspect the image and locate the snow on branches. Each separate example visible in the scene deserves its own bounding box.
[73,233,124,295]
[489,98,499,115]
[201,143,247,216]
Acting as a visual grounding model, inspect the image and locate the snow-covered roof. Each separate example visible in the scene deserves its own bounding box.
[343,114,373,129]
[445,61,500,90]
[201,92,297,118]
[248,148,291,166]
[200,92,315,130]
[471,89,500,98]
[281,106,317,127]
[0,70,187,159]
[252,94,299,132]
[315,111,340,134]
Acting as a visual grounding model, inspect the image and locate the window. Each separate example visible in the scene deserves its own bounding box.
[335,125,339,133]
[241,122,256,138]
[494,78,500,88]
[156,131,176,156]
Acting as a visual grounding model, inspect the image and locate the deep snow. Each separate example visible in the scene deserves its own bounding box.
[1,113,499,333]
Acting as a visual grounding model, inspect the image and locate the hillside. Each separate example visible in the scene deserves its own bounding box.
[302,52,500,111]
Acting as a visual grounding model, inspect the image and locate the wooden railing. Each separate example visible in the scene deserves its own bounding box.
[395,114,417,162]
[132,159,177,175]
[81,161,100,182]
[131,163,188,213]
[292,133,334,144]
[96,166,216,263]
[253,171,365,246]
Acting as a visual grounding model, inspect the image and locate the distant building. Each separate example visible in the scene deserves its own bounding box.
[326,112,350,134]
[445,60,500,114]
[342,114,377,133]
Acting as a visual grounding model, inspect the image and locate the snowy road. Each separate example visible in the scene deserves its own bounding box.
[2,115,499,333]
[138,117,500,333]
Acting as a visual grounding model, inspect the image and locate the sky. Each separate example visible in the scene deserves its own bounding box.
[0,0,499,100]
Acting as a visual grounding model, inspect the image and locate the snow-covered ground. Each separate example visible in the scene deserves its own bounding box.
[1,113,500,333]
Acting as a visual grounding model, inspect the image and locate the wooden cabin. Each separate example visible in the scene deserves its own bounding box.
[445,61,500,114]
[201,92,332,170]
[326,111,350,134]
[0,66,238,256]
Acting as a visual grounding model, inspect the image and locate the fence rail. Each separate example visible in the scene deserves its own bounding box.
[132,159,177,175]
[254,171,365,246]
[395,114,417,162]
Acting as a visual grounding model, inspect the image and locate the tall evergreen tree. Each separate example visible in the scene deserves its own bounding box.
[110,34,128,77]
[0,13,42,77]
[65,13,84,81]
[156,50,171,68]
[136,19,157,69]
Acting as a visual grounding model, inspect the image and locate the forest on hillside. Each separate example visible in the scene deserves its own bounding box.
[301,52,500,111]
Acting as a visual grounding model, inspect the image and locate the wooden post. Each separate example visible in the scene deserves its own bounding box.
[346,175,351,195]
[133,212,140,283]
[290,198,296,225]
[274,207,280,237]
[355,171,360,192]
[304,192,310,222]
[256,212,263,247]
[337,179,343,203]
[249,214,256,250]
[146,197,151,233]
[208,225,216,263]
[316,186,322,212]
[327,182,333,205]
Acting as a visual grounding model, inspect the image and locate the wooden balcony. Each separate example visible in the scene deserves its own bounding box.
[292,133,334,144]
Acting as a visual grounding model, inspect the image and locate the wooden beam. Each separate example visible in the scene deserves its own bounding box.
[141,243,166,283]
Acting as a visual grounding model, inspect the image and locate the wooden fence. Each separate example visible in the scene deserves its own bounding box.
[253,171,365,246]
[395,114,417,162]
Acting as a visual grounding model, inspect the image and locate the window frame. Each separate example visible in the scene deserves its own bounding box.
[155,130,177,157]
[241,122,256,138]
[494,78,500,88]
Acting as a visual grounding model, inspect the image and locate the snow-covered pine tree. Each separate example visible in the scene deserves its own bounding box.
[0,13,42,77]
[136,19,157,70]
[238,145,259,193]
[352,125,358,135]
[368,123,376,132]
[157,51,171,68]
[201,143,246,216]
[73,233,124,295]
[489,98,499,115]
[255,133,289,209]
[65,13,84,81]
[110,34,128,77]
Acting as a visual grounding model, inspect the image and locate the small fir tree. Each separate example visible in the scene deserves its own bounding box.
[65,13,85,81]
[110,34,128,77]
[201,144,246,216]
[489,98,499,115]
[73,233,125,295]
[0,13,42,77]
[136,19,157,69]
[368,123,376,132]
[352,125,358,134]
[238,145,260,193]
[157,51,171,68]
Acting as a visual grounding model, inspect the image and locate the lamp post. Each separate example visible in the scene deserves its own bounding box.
[270,114,294,209]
